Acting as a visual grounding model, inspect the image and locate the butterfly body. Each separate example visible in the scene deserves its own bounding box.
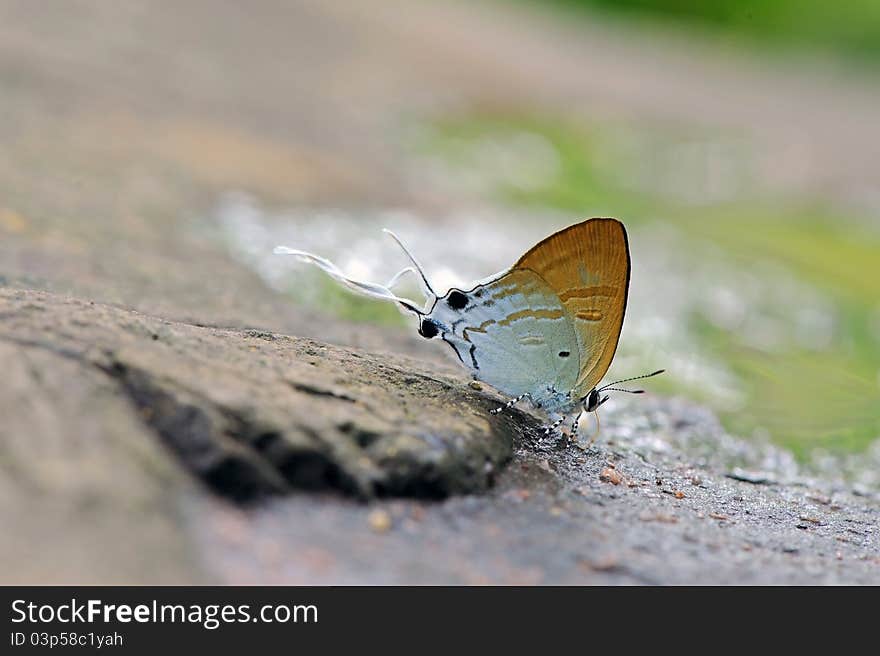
[418,218,630,417]
[275,217,659,438]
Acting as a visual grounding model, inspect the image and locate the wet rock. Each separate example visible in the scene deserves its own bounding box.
[0,289,516,503]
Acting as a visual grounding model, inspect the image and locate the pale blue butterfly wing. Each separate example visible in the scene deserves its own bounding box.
[425,268,581,412]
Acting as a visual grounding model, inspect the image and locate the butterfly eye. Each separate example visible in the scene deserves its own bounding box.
[446,290,468,310]
[418,319,440,339]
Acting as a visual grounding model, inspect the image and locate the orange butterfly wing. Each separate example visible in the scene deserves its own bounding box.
[512,218,630,399]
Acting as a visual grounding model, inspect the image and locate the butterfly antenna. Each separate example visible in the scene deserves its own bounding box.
[597,369,665,393]
[383,229,438,301]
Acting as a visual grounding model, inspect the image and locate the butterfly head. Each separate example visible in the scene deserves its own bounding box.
[417,289,470,339]
[584,388,610,412]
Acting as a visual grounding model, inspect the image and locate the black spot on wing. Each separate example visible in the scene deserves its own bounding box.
[468,344,479,370]
[558,351,570,358]
[447,290,468,310]
[419,319,439,339]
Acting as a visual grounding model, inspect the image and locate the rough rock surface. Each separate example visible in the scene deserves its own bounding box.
[0,289,515,503]
[3,288,878,584]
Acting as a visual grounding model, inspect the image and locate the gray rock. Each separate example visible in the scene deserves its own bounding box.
[0,289,514,503]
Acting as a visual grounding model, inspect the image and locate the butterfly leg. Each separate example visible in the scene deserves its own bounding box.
[531,414,568,451]
[571,410,584,437]
[542,415,565,435]
[490,392,532,416]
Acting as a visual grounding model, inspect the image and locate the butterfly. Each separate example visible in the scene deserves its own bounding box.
[275,218,662,443]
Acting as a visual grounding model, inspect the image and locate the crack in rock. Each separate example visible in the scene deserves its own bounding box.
[102,360,292,503]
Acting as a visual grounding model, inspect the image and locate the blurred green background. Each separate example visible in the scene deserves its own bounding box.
[547,0,880,62]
